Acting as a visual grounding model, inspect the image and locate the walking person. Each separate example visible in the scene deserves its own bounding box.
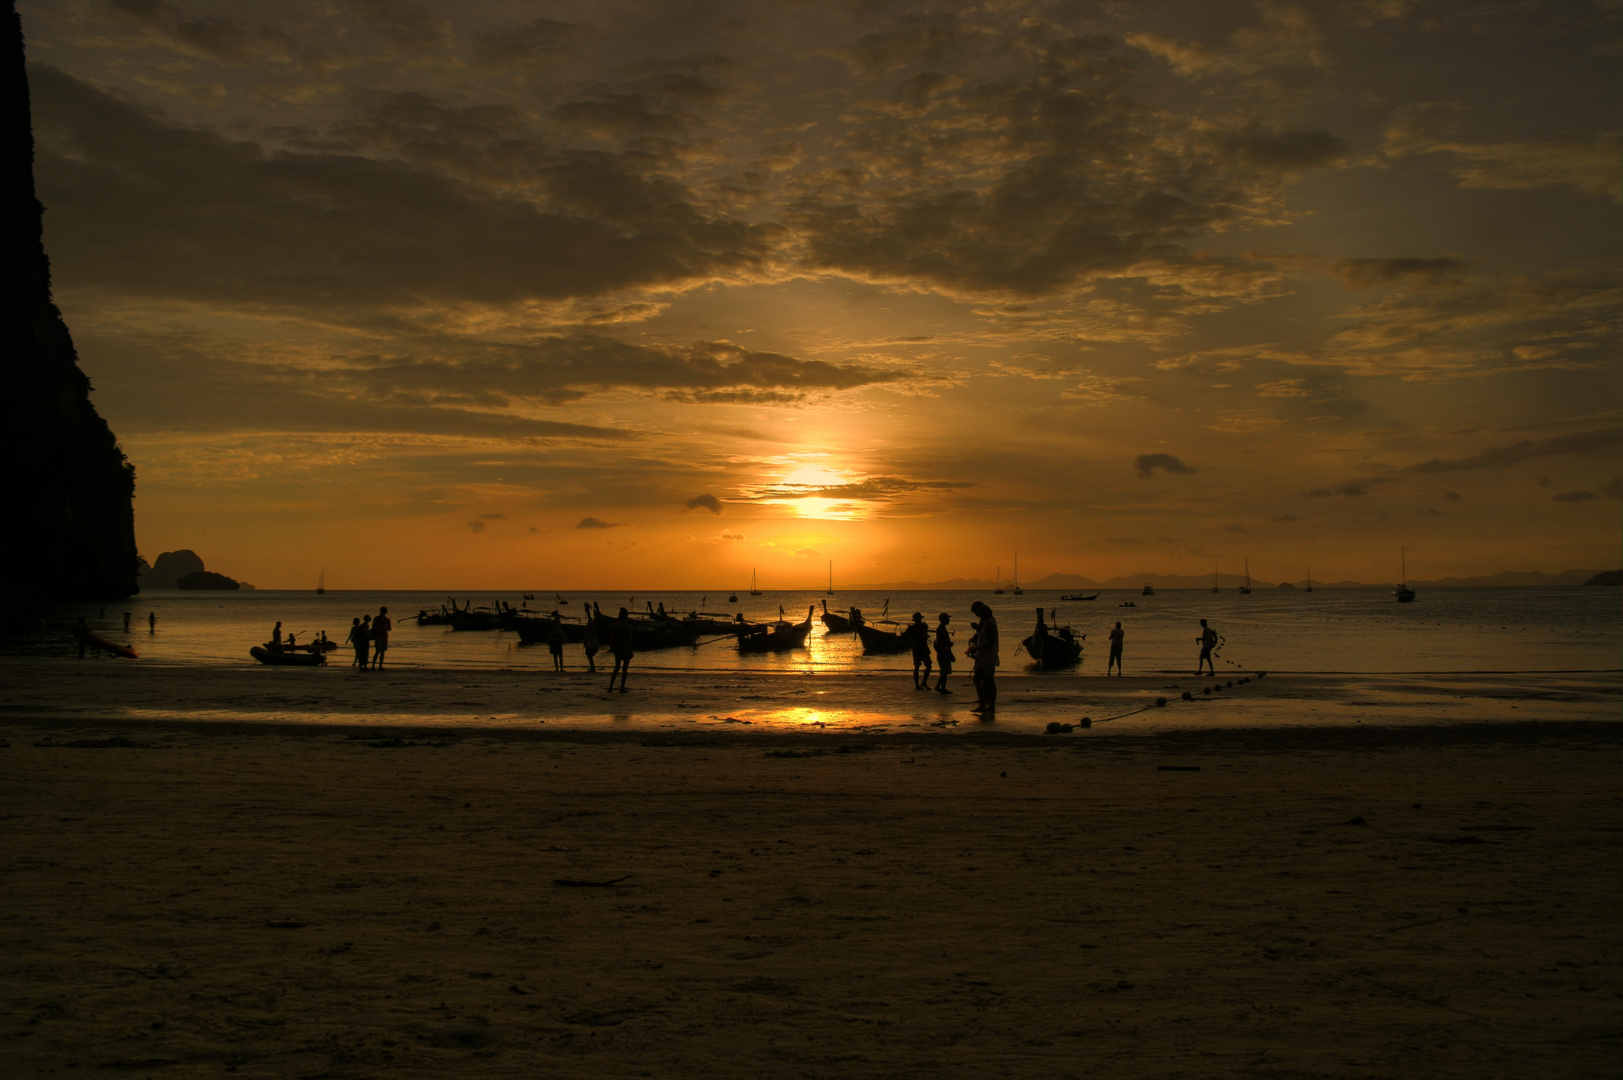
[607,608,635,692]
[1107,621,1125,676]
[371,606,392,669]
[582,618,600,673]
[147,612,157,632]
[932,612,955,694]
[345,617,368,669]
[906,612,932,689]
[1195,618,1217,675]
[547,616,567,671]
[968,600,1000,715]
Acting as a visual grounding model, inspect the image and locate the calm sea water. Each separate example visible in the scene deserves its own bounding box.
[26,587,1622,674]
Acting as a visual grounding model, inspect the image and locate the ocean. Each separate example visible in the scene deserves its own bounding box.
[25,586,1622,674]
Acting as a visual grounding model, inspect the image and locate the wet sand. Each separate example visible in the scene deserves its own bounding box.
[2,664,1620,1077]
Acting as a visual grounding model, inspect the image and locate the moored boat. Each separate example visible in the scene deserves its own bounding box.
[854,610,916,655]
[819,599,854,632]
[1142,583,1155,596]
[737,606,815,652]
[1019,608,1083,668]
[1059,592,1098,601]
[250,645,326,666]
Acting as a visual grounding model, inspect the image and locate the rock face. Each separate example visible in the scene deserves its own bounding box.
[1583,570,1621,586]
[2,4,139,605]
[142,550,206,590]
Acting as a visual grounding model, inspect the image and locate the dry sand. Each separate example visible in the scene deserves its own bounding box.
[2,663,1620,1077]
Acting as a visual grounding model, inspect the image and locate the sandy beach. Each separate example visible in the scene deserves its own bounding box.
[2,664,1620,1077]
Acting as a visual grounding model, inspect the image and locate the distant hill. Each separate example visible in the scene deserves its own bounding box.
[846,568,1607,590]
[1584,569,1621,586]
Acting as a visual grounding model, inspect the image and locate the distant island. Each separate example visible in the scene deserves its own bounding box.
[846,568,1619,590]
[139,549,250,590]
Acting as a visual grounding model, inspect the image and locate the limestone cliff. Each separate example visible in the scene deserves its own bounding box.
[2,2,139,604]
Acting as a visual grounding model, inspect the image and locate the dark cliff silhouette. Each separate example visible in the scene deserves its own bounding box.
[142,550,206,590]
[176,570,241,591]
[2,2,138,606]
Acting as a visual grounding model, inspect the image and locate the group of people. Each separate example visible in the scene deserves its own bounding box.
[902,600,1004,714]
[539,609,632,691]
[337,607,392,670]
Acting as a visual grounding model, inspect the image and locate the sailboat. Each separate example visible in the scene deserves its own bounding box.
[316,569,325,595]
[1238,558,1252,594]
[826,561,835,596]
[1395,548,1416,603]
[749,569,763,596]
[992,565,1004,595]
[1305,567,1313,593]
[1012,553,1024,596]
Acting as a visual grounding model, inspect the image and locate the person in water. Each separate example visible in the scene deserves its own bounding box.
[933,612,955,693]
[968,601,1000,715]
[547,616,567,671]
[147,612,156,632]
[906,612,932,689]
[607,608,635,692]
[582,619,600,673]
[1107,621,1124,676]
[371,606,392,669]
[1195,618,1217,675]
[271,621,283,649]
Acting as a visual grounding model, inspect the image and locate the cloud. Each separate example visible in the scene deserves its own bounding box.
[1135,454,1197,478]
[1442,491,1463,501]
[576,516,625,529]
[466,520,486,533]
[720,530,745,541]
[1552,490,1598,504]
[1330,257,1465,291]
[1404,428,1623,473]
[1270,514,1301,522]
[1385,106,1622,202]
[684,494,723,515]
[793,547,820,557]
[1305,485,1368,498]
[477,513,505,520]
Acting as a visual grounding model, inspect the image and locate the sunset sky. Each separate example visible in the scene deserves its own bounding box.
[19,0,1621,589]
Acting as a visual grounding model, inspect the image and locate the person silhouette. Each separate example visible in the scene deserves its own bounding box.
[932,613,955,694]
[1196,618,1217,675]
[147,612,157,632]
[547,616,567,671]
[607,608,635,692]
[582,618,600,673]
[345,617,367,669]
[906,612,932,689]
[1107,621,1124,676]
[371,607,392,669]
[271,621,283,649]
[968,601,1000,715]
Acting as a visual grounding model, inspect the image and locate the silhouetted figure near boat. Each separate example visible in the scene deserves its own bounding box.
[147,612,156,632]
[906,612,932,689]
[1107,621,1124,676]
[346,617,367,669]
[933,613,955,693]
[271,621,283,648]
[968,601,1000,715]
[547,616,566,671]
[1196,618,1217,675]
[358,614,373,669]
[608,608,634,692]
[371,607,392,669]
[582,619,600,673]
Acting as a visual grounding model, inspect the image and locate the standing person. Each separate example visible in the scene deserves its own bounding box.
[271,621,283,649]
[1107,621,1125,676]
[547,616,567,672]
[607,608,635,693]
[932,612,955,694]
[357,614,373,670]
[147,612,157,632]
[968,600,1000,715]
[582,618,600,673]
[371,606,392,669]
[906,612,932,689]
[1195,618,1217,675]
[345,617,367,669]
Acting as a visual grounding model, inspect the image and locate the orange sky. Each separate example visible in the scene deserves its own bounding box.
[20,0,1621,588]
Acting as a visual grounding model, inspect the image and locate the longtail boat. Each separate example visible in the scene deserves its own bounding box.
[737,606,814,652]
[1018,608,1083,668]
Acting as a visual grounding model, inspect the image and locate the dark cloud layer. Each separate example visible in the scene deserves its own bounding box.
[1135,454,1196,478]
[1404,428,1622,474]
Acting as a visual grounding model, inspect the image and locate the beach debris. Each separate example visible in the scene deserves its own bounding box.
[1155,697,1166,707]
[357,737,452,748]
[510,984,535,995]
[1426,835,1488,845]
[1044,722,1076,734]
[264,919,308,929]
[1000,771,1007,778]
[715,716,752,724]
[1079,717,1092,727]
[565,1009,638,1027]
[1346,816,1367,826]
[554,875,631,887]
[1157,765,1200,772]
[1181,691,1193,701]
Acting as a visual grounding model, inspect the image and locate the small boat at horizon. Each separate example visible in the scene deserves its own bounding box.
[749,569,762,596]
[315,568,325,595]
[1239,558,1252,594]
[1059,592,1098,601]
[1012,553,1023,596]
[1395,548,1416,603]
[1142,583,1154,596]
